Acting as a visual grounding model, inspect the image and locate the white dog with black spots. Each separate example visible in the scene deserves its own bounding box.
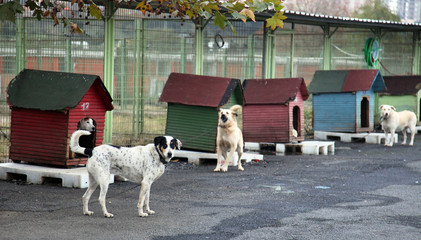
[70,130,181,218]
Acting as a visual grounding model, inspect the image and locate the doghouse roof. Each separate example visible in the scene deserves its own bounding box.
[381,75,421,95]
[159,72,243,107]
[309,69,386,94]
[7,69,113,111]
[242,78,309,105]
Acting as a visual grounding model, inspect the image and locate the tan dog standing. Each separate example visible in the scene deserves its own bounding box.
[214,105,244,172]
[379,104,417,147]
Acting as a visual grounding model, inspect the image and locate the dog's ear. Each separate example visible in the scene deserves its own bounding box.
[154,136,165,147]
[77,121,81,129]
[391,106,396,111]
[176,139,182,150]
[379,105,384,110]
[230,105,242,112]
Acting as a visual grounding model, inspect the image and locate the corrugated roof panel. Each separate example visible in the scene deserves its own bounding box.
[382,75,421,95]
[7,69,113,111]
[159,72,242,107]
[308,70,348,94]
[243,78,309,105]
[342,70,380,92]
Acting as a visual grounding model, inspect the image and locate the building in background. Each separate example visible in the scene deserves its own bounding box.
[384,0,421,22]
[284,0,367,17]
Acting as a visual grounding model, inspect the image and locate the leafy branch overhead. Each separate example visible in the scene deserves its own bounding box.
[0,0,286,33]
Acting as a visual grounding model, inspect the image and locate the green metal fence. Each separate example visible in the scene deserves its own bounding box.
[0,9,420,161]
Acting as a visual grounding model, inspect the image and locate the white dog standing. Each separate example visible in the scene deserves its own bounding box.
[379,105,417,147]
[70,130,181,218]
[214,105,244,172]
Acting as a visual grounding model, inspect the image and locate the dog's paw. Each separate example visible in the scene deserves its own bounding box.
[238,166,244,171]
[104,213,114,218]
[84,211,94,216]
[221,167,228,172]
[147,210,155,215]
[139,212,149,217]
[213,168,221,172]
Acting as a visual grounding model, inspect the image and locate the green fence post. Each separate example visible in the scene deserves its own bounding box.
[65,37,72,72]
[195,24,204,75]
[322,25,331,70]
[133,19,142,138]
[119,39,126,109]
[264,28,275,79]
[16,17,25,74]
[103,1,116,144]
[413,30,420,75]
[290,24,295,77]
[181,37,187,73]
[246,35,255,79]
[140,19,146,135]
[222,48,227,77]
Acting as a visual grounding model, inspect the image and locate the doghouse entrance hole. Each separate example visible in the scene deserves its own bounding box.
[361,97,369,128]
[74,117,97,158]
[293,106,301,136]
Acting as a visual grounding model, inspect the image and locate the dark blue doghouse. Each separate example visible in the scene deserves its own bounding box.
[309,69,386,133]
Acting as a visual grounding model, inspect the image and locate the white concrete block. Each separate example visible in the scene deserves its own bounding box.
[0,163,114,188]
[276,144,285,153]
[173,150,263,166]
[244,142,261,151]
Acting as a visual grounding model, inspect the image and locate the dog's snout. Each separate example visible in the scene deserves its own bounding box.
[221,114,228,122]
[167,152,172,158]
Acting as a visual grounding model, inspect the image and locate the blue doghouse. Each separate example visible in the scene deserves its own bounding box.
[309,69,386,133]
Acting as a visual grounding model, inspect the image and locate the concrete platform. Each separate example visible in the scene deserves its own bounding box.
[245,141,335,155]
[314,131,398,144]
[0,163,115,188]
[174,150,263,165]
[278,141,335,155]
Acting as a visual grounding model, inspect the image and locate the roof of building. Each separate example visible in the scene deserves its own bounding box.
[243,78,309,105]
[256,10,421,31]
[381,75,421,95]
[308,69,386,94]
[159,72,243,107]
[7,69,113,111]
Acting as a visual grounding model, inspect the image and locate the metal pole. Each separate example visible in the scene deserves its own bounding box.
[262,24,267,79]
[222,48,227,77]
[16,17,25,74]
[195,24,204,75]
[265,30,275,79]
[247,35,255,78]
[290,23,295,78]
[181,37,186,73]
[120,39,126,109]
[413,30,420,75]
[65,37,72,72]
[133,19,141,137]
[140,19,146,135]
[323,25,331,70]
[103,1,115,144]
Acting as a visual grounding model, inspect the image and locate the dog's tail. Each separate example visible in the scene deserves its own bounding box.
[70,130,93,157]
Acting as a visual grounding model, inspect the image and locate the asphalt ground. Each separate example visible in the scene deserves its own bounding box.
[1,135,421,240]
